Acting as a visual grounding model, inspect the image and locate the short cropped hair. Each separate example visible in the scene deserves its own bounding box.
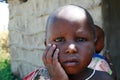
[45,4,96,40]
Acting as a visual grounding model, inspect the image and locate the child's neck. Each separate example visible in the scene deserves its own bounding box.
[68,68,93,80]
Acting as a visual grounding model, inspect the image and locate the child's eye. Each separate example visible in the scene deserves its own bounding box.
[76,37,86,42]
[54,37,65,42]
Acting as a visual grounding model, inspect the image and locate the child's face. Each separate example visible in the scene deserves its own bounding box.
[45,17,95,75]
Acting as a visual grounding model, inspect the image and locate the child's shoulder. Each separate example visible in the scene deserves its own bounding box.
[92,70,114,80]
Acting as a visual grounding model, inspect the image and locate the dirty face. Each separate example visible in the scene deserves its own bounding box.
[45,16,95,75]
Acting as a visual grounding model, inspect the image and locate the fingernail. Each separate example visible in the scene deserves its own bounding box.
[56,48,59,52]
[48,44,51,46]
[52,44,56,47]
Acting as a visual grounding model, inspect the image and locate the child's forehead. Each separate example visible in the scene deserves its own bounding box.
[47,16,93,36]
[48,16,92,30]
[48,18,93,35]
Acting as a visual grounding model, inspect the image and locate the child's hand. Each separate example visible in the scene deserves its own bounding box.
[42,44,69,80]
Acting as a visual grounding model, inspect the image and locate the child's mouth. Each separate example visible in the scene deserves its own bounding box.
[63,60,79,66]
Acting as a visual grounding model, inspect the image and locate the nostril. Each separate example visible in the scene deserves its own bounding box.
[65,48,77,54]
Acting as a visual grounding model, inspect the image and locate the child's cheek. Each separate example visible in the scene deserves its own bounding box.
[56,43,64,50]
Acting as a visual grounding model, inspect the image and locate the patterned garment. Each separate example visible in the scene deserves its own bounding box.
[88,54,112,75]
[23,67,50,80]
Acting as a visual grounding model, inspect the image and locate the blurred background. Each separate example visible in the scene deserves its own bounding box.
[0,0,20,80]
[0,0,120,80]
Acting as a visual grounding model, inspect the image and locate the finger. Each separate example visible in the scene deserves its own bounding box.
[53,48,59,65]
[46,44,56,64]
[42,44,51,65]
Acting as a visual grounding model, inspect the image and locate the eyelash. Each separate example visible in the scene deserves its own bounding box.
[76,37,87,42]
[54,37,86,42]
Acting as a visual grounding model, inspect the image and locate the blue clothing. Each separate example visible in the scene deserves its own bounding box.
[93,53,109,63]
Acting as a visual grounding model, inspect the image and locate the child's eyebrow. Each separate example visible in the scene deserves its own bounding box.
[76,29,93,37]
[53,32,67,36]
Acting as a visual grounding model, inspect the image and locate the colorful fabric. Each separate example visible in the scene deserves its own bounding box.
[88,54,112,75]
[93,53,109,63]
[23,67,50,80]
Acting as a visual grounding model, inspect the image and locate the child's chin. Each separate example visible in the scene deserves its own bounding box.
[65,68,80,75]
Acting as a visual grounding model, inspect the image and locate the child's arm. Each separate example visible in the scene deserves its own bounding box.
[42,44,69,80]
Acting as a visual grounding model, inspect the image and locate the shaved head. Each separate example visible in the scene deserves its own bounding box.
[45,5,96,40]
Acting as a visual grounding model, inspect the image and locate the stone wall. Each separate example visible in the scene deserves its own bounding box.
[8,0,102,79]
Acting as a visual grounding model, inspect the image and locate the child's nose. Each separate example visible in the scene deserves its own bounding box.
[65,44,77,54]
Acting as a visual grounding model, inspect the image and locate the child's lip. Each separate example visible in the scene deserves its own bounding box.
[63,59,79,66]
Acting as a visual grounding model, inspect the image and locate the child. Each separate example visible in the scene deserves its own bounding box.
[88,25,116,79]
[24,5,113,80]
